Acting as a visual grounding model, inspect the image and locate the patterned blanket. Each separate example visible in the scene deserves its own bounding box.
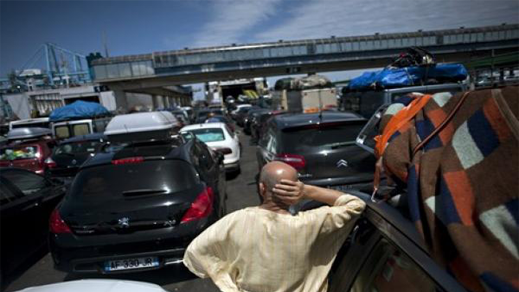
[376,86,518,292]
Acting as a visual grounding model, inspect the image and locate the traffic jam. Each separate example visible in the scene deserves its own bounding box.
[1,51,518,292]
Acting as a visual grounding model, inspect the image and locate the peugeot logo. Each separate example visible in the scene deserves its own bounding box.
[336,159,348,168]
[118,217,130,228]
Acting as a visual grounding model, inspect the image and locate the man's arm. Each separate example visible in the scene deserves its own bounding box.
[183,214,241,291]
[273,179,366,231]
[272,179,345,206]
[302,184,344,206]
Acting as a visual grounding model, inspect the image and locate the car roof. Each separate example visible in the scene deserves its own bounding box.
[3,138,52,148]
[181,123,227,131]
[346,190,427,251]
[7,127,52,140]
[59,133,107,144]
[81,138,191,169]
[270,111,365,129]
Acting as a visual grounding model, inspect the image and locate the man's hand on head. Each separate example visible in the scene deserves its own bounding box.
[272,179,306,205]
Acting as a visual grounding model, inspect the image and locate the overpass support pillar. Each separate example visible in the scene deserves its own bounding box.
[152,95,165,110]
[164,96,170,108]
[113,90,129,113]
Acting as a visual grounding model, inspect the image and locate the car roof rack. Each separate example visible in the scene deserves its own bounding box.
[104,112,180,143]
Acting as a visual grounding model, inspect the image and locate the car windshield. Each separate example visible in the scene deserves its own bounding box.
[188,128,225,142]
[0,146,38,161]
[70,160,198,201]
[281,123,365,153]
[55,141,101,155]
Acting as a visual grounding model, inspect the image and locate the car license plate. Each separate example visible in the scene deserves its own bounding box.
[104,257,159,272]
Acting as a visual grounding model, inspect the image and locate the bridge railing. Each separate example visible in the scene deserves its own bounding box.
[91,24,519,81]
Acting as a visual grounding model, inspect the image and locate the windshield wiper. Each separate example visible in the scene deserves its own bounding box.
[330,141,356,149]
[122,189,168,197]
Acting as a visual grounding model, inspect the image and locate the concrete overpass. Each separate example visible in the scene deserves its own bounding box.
[92,24,519,95]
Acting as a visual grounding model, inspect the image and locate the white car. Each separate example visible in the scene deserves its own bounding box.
[230,104,252,119]
[14,279,168,292]
[181,122,241,173]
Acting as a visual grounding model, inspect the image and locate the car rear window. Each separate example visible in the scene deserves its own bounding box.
[281,122,365,153]
[0,146,39,161]
[188,128,225,142]
[55,141,101,155]
[70,160,199,201]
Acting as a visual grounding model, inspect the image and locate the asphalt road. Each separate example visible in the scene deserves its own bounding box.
[3,131,260,292]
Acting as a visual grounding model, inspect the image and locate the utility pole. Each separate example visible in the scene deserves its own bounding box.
[103,31,110,58]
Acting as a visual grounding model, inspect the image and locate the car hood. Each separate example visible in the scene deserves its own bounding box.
[16,279,168,292]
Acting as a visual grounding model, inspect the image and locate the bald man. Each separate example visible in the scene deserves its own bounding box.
[183,161,366,292]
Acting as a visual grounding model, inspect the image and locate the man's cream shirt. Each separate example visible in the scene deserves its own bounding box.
[183,194,366,292]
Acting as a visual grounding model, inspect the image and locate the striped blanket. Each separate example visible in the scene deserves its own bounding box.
[377,86,518,292]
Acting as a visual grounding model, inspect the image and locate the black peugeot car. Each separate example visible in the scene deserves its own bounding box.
[47,133,107,178]
[48,137,227,274]
[256,111,376,192]
[1,168,66,279]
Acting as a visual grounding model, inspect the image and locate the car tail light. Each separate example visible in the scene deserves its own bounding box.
[215,147,232,155]
[274,153,306,170]
[181,187,214,223]
[44,157,57,169]
[49,209,72,234]
[112,157,144,165]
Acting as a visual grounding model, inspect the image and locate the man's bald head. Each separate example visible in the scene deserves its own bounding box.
[259,162,298,196]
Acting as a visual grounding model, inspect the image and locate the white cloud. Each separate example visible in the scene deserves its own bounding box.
[189,0,283,48]
[254,0,519,42]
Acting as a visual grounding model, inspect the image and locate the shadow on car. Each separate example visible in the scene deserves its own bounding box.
[0,246,49,292]
[63,264,197,286]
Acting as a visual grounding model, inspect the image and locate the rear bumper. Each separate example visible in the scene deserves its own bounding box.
[51,246,187,274]
[49,216,216,274]
[224,160,240,172]
[223,154,240,172]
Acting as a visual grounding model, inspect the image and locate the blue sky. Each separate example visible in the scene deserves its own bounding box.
[1,0,518,95]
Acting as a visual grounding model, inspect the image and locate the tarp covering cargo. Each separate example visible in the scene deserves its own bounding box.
[349,64,468,90]
[274,78,296,91]
[49,101,110,122]
[274,75,333,91]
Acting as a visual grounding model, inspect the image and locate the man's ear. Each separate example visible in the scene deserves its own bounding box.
[259,182,266,199]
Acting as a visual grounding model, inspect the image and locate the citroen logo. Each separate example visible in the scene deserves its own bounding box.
[336,159,348,168]
[118,217,130,228]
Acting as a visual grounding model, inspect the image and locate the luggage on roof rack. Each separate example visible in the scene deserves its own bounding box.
[104,112,180,143]
[6,127,52,141]
[349,63,468,91]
